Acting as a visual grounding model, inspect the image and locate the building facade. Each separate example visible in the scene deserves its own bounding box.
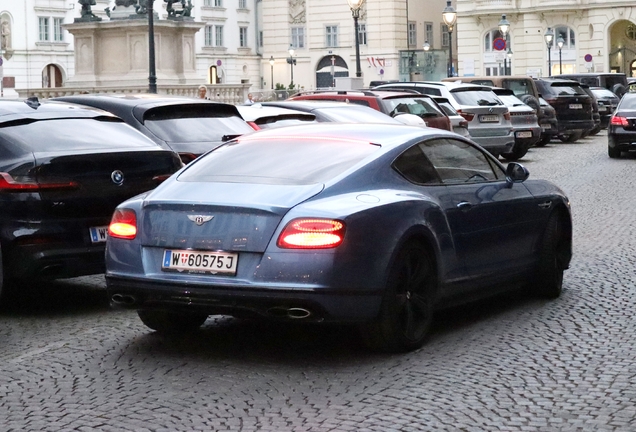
[455,0,636,78]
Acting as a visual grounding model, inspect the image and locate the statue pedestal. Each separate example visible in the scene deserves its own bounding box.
[63,19,204,88]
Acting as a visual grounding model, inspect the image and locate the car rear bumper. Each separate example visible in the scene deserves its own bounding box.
[7,244,106,280]
[540,118,559,137]
[106,276,382,323]
[608,129,636,151]
[470,133,514,156]
[557,119,595,134]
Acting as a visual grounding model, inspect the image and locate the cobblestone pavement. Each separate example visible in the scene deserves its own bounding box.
[2,131,636,431]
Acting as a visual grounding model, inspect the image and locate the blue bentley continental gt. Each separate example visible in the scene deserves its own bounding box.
[105,123,572,352]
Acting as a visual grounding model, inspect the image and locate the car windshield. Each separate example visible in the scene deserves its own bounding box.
[382,97,444,117]
[450,89,502,106]
[142,106,254,143]
[178,136,379,185]
[502,80,533,97]
[0,118,156,151]
[314,106,398,123]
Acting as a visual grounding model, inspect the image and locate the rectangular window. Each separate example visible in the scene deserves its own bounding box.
[259,30,263,47]
[326,25,338,48]
[358,23,367,45]
[441,24,450,47]
[53,18,64,42]
[214,0,223,6]
[408,21,416,47]
[425,22,433,46]
[204,0,211,5]
[215,25,224,47]
[239,27,248,47]
[291,27,305,49]
[239,0,247,8]
[205,25,214,46]
[38,17,49,42]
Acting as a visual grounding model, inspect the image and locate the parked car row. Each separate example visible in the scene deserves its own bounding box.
[0,89,574,353]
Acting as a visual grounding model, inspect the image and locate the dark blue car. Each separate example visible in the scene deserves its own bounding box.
[105,123,572,352]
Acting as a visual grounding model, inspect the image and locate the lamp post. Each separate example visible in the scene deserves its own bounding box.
[269,56,274,90]
[544,27,554,77]
[286,45,296,89]
[498,14,510,75]
[423,41,432,77]
[507,47,513,75]
[347,0,365,78]
[147,0,157,93]
[557,36,564,74]
[442,0,457,77]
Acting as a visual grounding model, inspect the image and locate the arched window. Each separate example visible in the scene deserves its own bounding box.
[483,28,512,77]
[484,29,509,52]
[42,64,63,88]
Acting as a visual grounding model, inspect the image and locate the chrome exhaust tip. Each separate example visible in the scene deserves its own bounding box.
[266,306,312,319]
[111,294,137,306]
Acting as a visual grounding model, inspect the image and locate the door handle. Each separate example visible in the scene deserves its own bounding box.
[457,201,472,212]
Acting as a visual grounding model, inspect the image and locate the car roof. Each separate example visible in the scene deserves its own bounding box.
[0,98,121,124]
[262,100,373,111]
[377,81,491,91]
[236,104,316,122]
[293,89,425,99]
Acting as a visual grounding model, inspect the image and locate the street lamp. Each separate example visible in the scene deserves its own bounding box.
[557,36,564,74]
[286,45,296,89]
[269,56,274,90]
[498,14,510,75]
[347,0,365,78]
[544,27,554,77]
[147,0,157,93]
[442,0,457,77]
[507,47,513,75]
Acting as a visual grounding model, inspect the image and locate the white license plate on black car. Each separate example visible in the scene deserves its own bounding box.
[541,123,551,130]
[479,115,499,123]
[89,226,109,243]
[569,104,583,109]
[516,131,533,138]
[162,249,238,275]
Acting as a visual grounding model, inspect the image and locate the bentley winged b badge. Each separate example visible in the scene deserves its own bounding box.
[187,215,214,226]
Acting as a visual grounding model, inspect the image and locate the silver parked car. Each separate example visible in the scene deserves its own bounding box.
[492,88,541,161]
[373,81,514,158]
[430,96,471,139]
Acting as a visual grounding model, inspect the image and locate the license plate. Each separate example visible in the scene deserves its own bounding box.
[541,123,551,130]
[515,131,533,138]
[89,226,109,243]
[162,249,238,275]
[479,115,499,123]
[569,104,583,109]
[598,106,607,112]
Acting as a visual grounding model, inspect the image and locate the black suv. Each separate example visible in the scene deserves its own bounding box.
[534,78,595,143]
[555,73,628,98]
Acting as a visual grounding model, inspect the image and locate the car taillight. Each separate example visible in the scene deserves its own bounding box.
[152,174,173,185]
[109,209,137,240]
[277,218,346,249]
[457,110,475,122]
[0,172,78,192]
[611,116,629,127]
[504,111,511,121]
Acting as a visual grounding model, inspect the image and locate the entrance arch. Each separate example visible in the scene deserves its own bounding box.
[315,55,349,88]
[42,64,63,88]
[609,20,636,76]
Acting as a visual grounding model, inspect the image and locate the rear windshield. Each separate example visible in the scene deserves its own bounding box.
[382,97,444,117]
[142,106,254,143]
[0,118,157,151]
[450,89,502,106]
[618,95,636,110]
[178,137,379,185]
[314,106,398,123]
[592,88,617,98]
[502,79,534,97]
[498,94,526,107]
[549,83,588,96]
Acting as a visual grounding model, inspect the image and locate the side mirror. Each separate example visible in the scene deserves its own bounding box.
[506,162,529,183]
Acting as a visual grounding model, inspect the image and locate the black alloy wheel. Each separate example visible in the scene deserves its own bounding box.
[534,212,568,299]
[361,240,436,352]
[137,309,209,333]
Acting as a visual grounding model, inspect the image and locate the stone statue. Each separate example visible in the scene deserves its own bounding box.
[135,0,149,14]
[165,0,193,18]
[116,0,138,6]
[78,0,102,21]
[1,19,10,51]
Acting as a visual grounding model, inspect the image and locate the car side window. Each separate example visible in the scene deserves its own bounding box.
[393,144,442,185]
[345,99,371,107]
[417,138,504,184]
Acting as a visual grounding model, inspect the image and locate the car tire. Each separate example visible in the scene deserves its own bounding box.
[361,240,436,353]
[612,84,627,98]
[589,125,602,136]
[559,131,582,143]
[608,145,621,159]
[534,212,567,299]
[501,144,529,161]
[519,94,540,113]
[137,310,209,333]
[536,135,552,147]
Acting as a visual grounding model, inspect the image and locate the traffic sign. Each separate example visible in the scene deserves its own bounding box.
[493,38,506,51]
[584,54,593,62]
